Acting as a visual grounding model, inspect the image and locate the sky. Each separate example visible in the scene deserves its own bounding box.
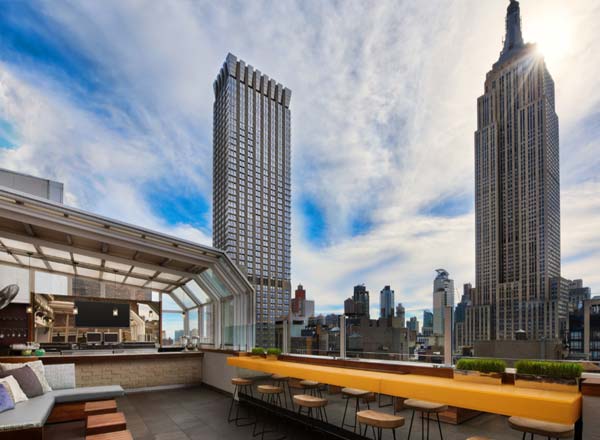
[1,0,599,320]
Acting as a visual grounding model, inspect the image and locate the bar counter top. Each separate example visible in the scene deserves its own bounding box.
[0,350,204,364]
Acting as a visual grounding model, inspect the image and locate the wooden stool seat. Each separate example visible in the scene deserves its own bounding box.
[508,416,574,438]
[293,394,328,408]
[231,377,253,386]
[271,374,289,381]
[404,398,448,413]
[257,384,283,394]
[86,430,133,440]
[342,387,371,397]
[299,380,319,388]
[84,400,117,416]
[86,412,127,436]
[357,410,405,430]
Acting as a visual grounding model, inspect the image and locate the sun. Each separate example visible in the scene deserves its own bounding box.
[524,6,573,70]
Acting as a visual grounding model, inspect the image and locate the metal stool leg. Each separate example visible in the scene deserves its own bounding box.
[436,413,443,440]
[228,384,238,422]
[354,396,360,432]
[426,411,430,440]
[408,409,415,440]
[341,396,350,429]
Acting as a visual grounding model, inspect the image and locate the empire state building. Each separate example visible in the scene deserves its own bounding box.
[466,0,564,344]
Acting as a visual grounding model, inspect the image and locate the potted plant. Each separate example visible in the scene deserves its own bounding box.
[454,358,506,385]
[514,360,583,393]
[251,347,265,358]
[266,348,282,361]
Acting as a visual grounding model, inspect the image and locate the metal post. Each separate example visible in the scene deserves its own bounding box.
[282,319,289,353]
[444,306,452,365]
[339,315,346,359]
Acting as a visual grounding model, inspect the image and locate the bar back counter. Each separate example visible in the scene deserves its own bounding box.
[0,350,203,390]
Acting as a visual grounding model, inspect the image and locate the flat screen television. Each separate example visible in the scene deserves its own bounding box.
[103,332,119,344]
[86,332,102,344]
[75,301,130,328]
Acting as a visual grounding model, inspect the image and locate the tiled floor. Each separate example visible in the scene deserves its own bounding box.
[45,384,528,439]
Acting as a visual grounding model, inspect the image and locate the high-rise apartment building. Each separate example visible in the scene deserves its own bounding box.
[291,284,306,315]
[422,310,433,337]
[467,0,561,344]
[213,53,292,348]
[433,269,454,336]
[396,303,405,327]
[380,285,395,319]
[353,284,370,318]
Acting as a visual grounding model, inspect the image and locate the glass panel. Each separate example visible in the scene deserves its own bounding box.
[222,298,234,346]
[162,293,181,311]
[199,267,232,299]
[199,303,213,344]
[35,272,68,296]
[161,312,184,346]
[188,308,199,337]
[0,266,30,304]
[185,281,210,304]
[172,287,196,309]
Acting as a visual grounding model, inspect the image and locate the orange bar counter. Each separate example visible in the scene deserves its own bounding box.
[227,356,581,425]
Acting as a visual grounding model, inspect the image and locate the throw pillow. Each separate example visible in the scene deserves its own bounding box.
[0,361,52,393]
[0,376,28,404]
[0,385,14,413]
[0,366,43,398]
[44,363,76,390]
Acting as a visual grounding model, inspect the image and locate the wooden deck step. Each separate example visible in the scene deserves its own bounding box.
[86,412,127,436]
[84,400,118,416]
[86,429,133,440]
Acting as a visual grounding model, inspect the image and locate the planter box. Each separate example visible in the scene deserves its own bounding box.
[266,354,279,361]
[250,355,263,359]
[514,374,579,393]
[453,369,503,386]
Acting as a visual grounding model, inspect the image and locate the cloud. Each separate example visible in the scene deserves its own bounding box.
[0,0,599,319]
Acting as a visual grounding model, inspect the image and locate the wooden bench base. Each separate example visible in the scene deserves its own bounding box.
[86,429,133,440]
[84,400,117,416]
[86,412,127,436]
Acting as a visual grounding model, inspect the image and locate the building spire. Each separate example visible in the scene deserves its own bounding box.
[501,0,524,56]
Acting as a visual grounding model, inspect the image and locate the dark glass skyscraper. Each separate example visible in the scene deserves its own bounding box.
[467,0,562,344]
[213,53,292,348]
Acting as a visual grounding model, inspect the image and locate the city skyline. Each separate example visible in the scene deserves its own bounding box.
[0,1,598,317]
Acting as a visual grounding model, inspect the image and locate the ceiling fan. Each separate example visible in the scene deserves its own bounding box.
[0,285,19,311]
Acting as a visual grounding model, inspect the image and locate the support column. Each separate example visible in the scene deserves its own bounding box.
[339,315,346,359]
[444,306,452,365]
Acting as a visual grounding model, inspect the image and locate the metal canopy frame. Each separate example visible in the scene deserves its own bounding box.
[0,186,255,349]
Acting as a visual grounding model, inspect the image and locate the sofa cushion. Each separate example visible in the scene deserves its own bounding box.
[0,366,43,398]
[0,375,28,404]
[44,364,76,390]
[0,385,14,413]
[51,385,124,403]
[1,360,52,393]
[0,391,54,431]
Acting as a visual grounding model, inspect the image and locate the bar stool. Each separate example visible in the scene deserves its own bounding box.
[466,437,493,440]
[357,409,405,440]
[257,384,284,407]
[299,380,322,397]
[404,398,448,440]
[228,377,254,426]
[340,388,371,432]
[271,374,294,409]
[508,416,574,439]
[293,394,328,423]
[253,385,286,440]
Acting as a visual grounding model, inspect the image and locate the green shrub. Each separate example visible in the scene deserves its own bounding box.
[456,358,506,374]
[266,348,282,356]
[251,347,265,355]
[515,360,583,380]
